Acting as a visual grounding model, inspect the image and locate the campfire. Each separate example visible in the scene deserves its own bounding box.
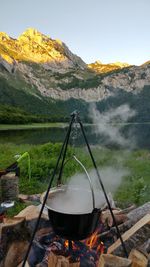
[0,201,150,267]
[28,218,114,267]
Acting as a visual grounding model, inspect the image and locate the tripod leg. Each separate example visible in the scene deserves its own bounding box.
[22,115,75,267]
[78,120,128,258]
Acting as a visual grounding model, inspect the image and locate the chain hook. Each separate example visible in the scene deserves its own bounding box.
[70,111,79,151]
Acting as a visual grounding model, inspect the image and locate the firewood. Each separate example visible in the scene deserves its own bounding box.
[69,263,80,267]
[107,213,150,254]
[127,203,150,225]
[98,254,132,267]
[17,261,30,267]
[17,261,29,267]
[129,249,148,267]
[98,204,150,241]
[48,252,69,267]
[48,252,80,267]
[101,210,128,227]
[4,240,29,267]
[139,239,150,254]
[117,205,136,215]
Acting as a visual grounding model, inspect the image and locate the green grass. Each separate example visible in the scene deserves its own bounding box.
[0,143,149,216]
[6,201,29,217]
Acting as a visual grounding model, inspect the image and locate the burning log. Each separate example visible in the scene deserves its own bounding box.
[98,254,132,267]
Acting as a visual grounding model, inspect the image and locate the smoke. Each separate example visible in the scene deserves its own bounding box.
[90,104,136,148]
[46,166,129,214]
[46,104,135,214]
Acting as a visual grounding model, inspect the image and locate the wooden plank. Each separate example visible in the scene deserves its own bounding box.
[98,254,132,267]
[107,213,150,254]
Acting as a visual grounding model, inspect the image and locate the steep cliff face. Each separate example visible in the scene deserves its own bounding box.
[2,60,147,102]
[0,28,86,72]
[0,29,150,115]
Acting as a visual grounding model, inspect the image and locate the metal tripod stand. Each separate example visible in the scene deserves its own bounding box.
[22,111,128,267]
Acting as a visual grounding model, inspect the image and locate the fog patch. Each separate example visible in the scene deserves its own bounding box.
[90,104,136,148]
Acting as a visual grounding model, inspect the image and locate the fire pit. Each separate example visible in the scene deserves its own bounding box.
[28,218,114,267]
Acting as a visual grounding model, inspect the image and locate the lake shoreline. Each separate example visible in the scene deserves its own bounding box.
[0,121,150,131]
[0,122,67,131]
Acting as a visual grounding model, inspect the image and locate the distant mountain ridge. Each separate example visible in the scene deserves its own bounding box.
[0,28,150,123]
[88,60,130,73]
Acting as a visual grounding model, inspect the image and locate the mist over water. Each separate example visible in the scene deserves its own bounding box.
[90,104,136,148]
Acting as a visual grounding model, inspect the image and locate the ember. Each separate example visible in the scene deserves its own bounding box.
[28,220,114,267]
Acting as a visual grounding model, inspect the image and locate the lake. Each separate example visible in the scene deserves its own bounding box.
[0,123,150,149]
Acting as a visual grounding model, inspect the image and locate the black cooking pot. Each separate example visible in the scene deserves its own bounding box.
[45,156,102,240]
[48,206,101,240]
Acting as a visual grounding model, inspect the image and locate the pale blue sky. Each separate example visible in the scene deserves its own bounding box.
[0,0,150,65]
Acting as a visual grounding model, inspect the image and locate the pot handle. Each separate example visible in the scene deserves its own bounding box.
[73,155,95,210]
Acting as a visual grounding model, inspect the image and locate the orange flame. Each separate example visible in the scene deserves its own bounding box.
[86,230,99,249]
[85,230,105,254]
[64,240,69,248]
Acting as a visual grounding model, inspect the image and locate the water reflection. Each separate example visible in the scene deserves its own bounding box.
[0,124,150,149]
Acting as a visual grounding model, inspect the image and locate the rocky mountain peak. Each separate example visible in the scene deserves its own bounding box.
[0,29,86,72]
[111,62,130,68]
[18,28,50,44]
[88,60,131,74]
[0,32,10,41]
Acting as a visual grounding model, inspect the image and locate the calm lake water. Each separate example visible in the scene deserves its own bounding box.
[0,124,150,149]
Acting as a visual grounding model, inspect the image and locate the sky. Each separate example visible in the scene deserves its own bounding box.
[0,0,150,65]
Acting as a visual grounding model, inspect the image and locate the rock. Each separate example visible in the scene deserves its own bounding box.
[0,55,16,73]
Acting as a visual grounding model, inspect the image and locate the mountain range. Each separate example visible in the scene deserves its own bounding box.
[0,28,150,123]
